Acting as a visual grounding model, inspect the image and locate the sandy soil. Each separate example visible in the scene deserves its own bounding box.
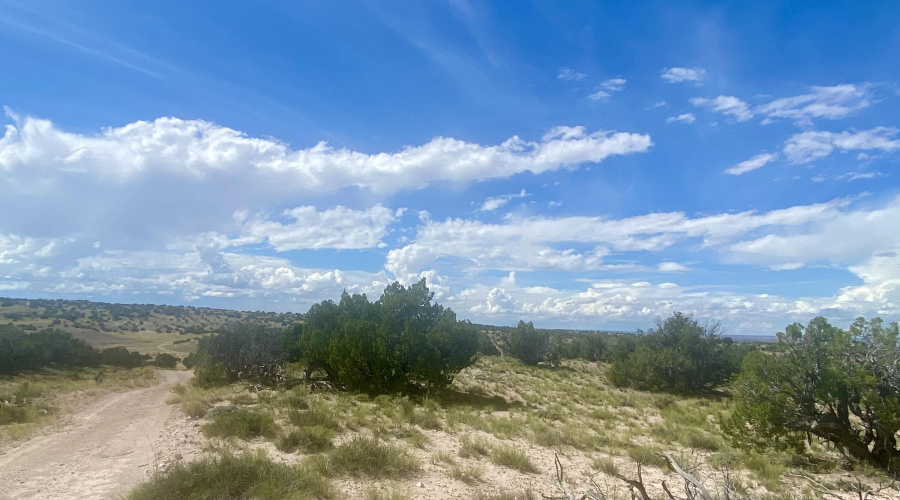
[0,370,204,500]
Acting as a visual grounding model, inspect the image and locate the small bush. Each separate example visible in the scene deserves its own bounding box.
[180,398,210,419]
[276,425,335,453]
[365,486,411,500]
[489,444,537,473]
[327,436,419,478]
[202,407,278,439]
[193,361,226,388]
[153,353,178,368]
[125,450,333,500]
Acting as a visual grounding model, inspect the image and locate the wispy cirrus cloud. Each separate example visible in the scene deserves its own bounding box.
[783,127,900,164]
[660,67,707,84]
[478,189,530,211]
[724,153,778,175]
[665,113,696,124]
[690,96,754,122]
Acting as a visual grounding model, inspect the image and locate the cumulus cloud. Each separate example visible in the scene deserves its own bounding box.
[557,67,586,81]
[478,189,529,211]
[724,153,778,175]
[0,115,652,194]
[0,114,652,250]
[690,96,754,122]
[783,127,900,164]
[587,90,610,101]
[665,113,696,124]
[657,261,689,273]
[660,67,707,84]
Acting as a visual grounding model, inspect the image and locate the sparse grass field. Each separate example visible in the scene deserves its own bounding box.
[0,366,159,440]
[141,356,893,499]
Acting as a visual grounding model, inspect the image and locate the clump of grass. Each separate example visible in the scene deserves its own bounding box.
[592,456,619,477]
[626,445,667,469]
[126,450,333,500]
[431,449,456,465]
[326,436,419,478]
[230,393,255,405]
[449,462,484,484]
[473,490,537,500]
[288,408,338,429]
[276,425,335,453]
[459,434,492,458]
[180,398,210,419]
[393,426,430,448]
[365,486,411,500]
[409,409,442,430]
[201,407,278,439]
[742,453,786,491]
[489,444,536,473]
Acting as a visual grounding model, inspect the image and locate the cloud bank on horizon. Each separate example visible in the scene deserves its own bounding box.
[1,1,899,334]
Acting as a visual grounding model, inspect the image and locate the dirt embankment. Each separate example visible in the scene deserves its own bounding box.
[0,370,203,500]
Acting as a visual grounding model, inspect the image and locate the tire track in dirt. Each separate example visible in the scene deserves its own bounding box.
[0,370,202,500]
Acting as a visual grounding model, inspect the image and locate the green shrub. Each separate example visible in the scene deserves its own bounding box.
[153,353,178,368]
[299,279,480,394]
[608,312,748,394]
[508,320,550,366]
[201,407,278,439]
[125,450,333,500]
[192,359,226,388]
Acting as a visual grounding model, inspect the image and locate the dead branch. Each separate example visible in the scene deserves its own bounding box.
[661,453,714,500]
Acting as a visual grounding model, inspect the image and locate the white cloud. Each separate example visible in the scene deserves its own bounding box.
[232,204,397,251]
[478,189,529,211]
[783,127,900,163]
[665,113,696,124]
[755,84,873,126]
[601,78,627,92]
[385,196,852,277]
[660,67,707,84]
[724,152,778,175]
[0,115,651,195]
[690,96,754,122]
[657,261,689,272]
[587,90,610,101]
[0,114,652,250]
[557,67,586,81]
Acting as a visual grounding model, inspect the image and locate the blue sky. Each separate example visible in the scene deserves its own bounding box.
[1,1,899,334]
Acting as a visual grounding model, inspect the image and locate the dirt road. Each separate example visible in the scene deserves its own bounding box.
[0,370,202,500]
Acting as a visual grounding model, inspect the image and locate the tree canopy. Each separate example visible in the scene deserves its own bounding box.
[297,279,480,394]
[608,312,746,394]
[725,316,900,472]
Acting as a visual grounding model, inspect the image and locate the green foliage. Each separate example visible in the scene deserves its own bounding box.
[608,312,748,394]
[559,331,606,361]
[508,320,549,366]
[125,450,333,500]
[297,279,480,394]
[0,324,151,374]
[152,353,178,368]
[725,316,900,472]
[196,323,287,385]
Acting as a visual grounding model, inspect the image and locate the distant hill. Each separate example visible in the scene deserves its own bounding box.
[0,297,304,351]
